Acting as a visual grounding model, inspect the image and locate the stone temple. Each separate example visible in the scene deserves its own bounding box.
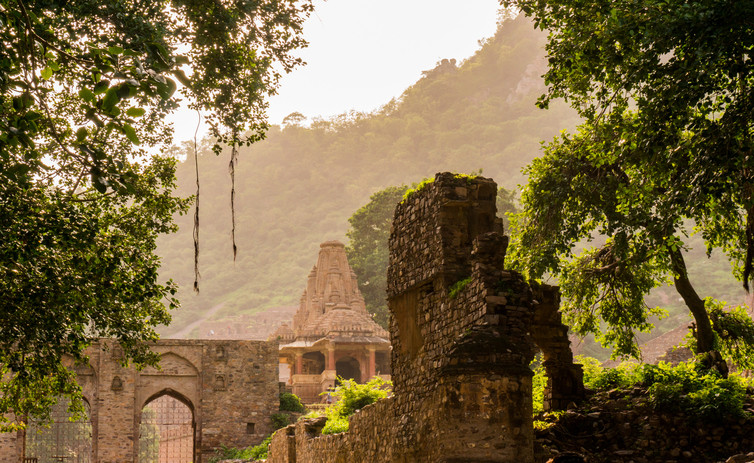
[270,241,391,403]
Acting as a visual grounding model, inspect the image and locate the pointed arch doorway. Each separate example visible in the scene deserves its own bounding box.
[138,392,195,463]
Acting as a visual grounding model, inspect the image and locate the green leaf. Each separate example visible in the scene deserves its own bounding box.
[155,77,177,99]
[122,124,139,145]
[79,88,95,102]
[126,107,145,117]
[107,46,124,55]
[75,127,88,143]
[40,67,52,80]
[102,87,120,111]
[93,80,110,95]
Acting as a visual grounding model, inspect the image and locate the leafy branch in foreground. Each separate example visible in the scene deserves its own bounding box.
[0,0,312,429]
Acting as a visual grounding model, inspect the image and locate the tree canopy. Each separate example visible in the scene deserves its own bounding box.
[0,0,311,428]
[506,1,753,361]
[346,186,409,329]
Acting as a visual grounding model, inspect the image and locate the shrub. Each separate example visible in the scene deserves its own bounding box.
[319,376,392,434]
[279,392,306,413]
[448,277,472,299]
[321,415,349,435]
[574,355,639,390]
[531,354,546,414]
[209,435,272,462]
[641,360,750,420]
[271,412,290,430]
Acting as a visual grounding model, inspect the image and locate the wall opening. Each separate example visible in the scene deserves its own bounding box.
[25,397,92,463]
[375,351,391,375]
[335,356,361,383]
[138,393,194,463]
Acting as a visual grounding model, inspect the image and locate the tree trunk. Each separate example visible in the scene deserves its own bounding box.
[669,247,715,354]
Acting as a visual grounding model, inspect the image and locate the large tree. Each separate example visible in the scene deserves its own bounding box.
[0,0,311,428]
[505,1,753,360]
[346,186,408,329]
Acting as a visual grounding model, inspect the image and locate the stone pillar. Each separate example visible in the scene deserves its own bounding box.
[327,348,336,371]
[368,348,376,379]
[294,353,303,375]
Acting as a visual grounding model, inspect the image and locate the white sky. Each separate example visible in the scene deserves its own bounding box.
[169,0,501,144]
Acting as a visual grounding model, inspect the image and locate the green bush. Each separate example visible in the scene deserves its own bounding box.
[574,355,639,390]
[246,435,272,460]
[209,435,272,462]
[320,376,391,434]
[448,277,472,299]
[321,415,349,435]
[279,392,306,413]
[641,361,750,420]
[271,412,290,430]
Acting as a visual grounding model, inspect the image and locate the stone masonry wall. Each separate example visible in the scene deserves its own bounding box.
[269,172,561,463]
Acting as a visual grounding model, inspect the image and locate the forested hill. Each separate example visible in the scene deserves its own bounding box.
[156,15,581,336]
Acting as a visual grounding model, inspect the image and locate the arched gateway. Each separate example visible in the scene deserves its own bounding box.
[0,339,280,463]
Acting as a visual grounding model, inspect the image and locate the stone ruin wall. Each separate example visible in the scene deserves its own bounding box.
[1,339,279,463]
[268,172,584,463]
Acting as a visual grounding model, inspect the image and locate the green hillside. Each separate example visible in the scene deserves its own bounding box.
[156,14,745,340]
[155,15,582,336]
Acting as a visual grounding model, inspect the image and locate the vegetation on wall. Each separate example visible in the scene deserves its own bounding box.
[533,356,753,421]
[320,377,391,435]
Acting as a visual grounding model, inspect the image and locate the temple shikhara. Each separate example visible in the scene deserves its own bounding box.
[270,241,391,403]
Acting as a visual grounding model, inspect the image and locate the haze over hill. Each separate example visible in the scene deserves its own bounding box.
[155,15,579,337]
[156,14,743,343]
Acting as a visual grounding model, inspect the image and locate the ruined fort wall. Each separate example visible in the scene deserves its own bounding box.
[269,397,395,463]
[197,340,280,462]
[268,173,540,463]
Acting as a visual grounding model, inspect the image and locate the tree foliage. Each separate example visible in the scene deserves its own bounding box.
[506,2,754,359]
[346,186,408,328]
[0,0,311,428]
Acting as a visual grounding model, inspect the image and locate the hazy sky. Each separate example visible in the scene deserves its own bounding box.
[170,0,501,143]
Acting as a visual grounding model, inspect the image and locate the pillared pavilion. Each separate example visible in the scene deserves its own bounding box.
[270,241,390,403]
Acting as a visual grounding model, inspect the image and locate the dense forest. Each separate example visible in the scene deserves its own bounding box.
[156,15,743,345]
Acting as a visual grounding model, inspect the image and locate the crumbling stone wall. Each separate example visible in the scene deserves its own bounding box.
[0,339,279,463]
[269,173,583,463]
[530,282,585,411]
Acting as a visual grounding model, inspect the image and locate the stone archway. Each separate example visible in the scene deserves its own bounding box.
[335,356,361,383]
[139,391,195,463]
[25,397,93,463]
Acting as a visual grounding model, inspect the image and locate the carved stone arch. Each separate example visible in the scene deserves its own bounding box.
[137,352,200,420]
[141,388,195,414]
[142,352,200,377]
